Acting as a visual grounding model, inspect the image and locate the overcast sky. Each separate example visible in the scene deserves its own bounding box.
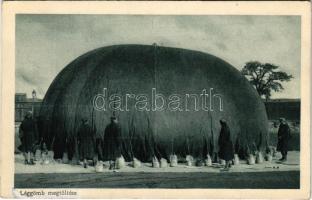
[16,15,301,99]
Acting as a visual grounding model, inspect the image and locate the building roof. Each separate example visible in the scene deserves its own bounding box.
[15,93,42,103]
[264,98,300,103]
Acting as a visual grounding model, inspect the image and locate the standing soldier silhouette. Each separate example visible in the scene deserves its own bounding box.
[19,111,38,165]
[218,119,234,171]
[103,116,122,170]
[277,118,291,162]
[77,118,96,168]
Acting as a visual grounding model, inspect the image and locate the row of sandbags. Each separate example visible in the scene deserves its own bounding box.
[95,151,275,172]
[32,148,274,170]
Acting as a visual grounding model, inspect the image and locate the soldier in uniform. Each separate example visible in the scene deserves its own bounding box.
[103,116,122,170]
[19,111,38,165]
[77,118,96,168]
[218,119,234,171]
[277,118,291,162]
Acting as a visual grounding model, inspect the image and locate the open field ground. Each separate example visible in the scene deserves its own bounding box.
[15,171,299,188]
[15,151,299,188]
[14,122,300,189]
[15,151,299,173]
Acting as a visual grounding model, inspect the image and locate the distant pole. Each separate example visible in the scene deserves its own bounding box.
[32,89,36,119]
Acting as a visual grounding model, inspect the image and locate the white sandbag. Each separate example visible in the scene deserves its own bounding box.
[234,154,240,165]
[256,152,264,164]
[132,158,142,168]
[265,153,273,162]
[41,152,49,165]
[186,155,194,166]
[95,161,104,172]
[47,150,54,162]
[79,161,84,166]
[219,159,226,165]
[71,158,79,165]
[35,149,42,161]
[152,156,160,168]
[70,153,79,165]
[62,152,69,164]
[170,154,178,167]
[160,158,168,168]
[115,155,125,169]
[196,159,205,167]
[93,155,99,164]
[248,154,255,165]
[205,154,212,166]
[87,159,95,166]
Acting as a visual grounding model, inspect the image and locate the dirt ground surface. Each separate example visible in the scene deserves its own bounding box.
[15,171,299,188]
[15,151,299,173]
[14,151,300,188]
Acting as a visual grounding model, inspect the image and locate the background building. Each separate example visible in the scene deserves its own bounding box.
[264,99,300,122]
[15,92,42,122]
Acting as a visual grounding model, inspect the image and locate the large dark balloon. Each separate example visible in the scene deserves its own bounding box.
[40,44,268,161]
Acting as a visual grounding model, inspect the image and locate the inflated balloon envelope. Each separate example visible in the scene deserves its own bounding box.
[39,44,268,162]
